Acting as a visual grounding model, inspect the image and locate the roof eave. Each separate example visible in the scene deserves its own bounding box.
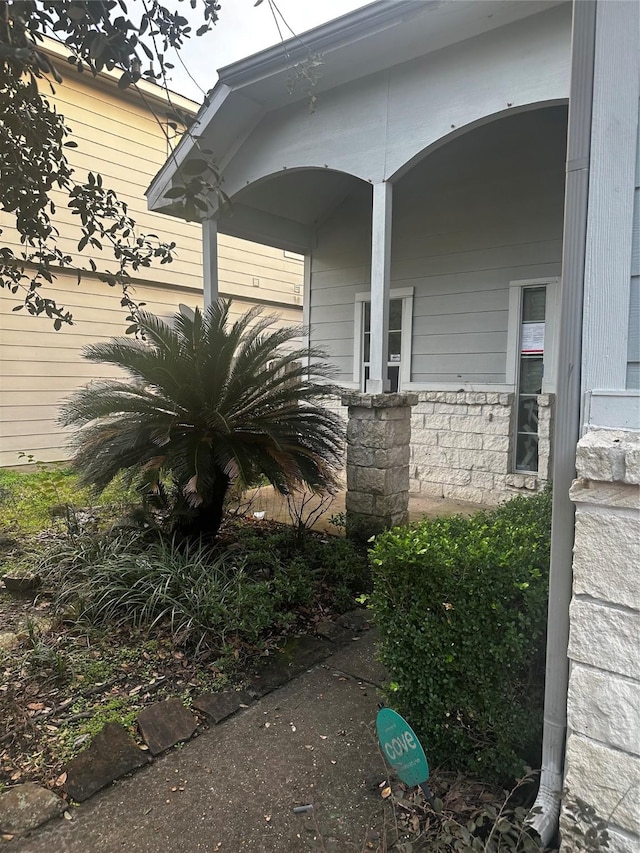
[217,0,430,88]
[146,82,233,212]
[146,0,426,213]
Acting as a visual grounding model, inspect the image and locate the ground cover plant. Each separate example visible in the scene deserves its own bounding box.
[0,463,135,537]
[370,489,552,783]
[0,462,368,795]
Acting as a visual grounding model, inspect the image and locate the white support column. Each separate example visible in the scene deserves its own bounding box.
[580,0,639,403]
[302,254,312,375]
[202,219,219,309]
[367,181,393,394]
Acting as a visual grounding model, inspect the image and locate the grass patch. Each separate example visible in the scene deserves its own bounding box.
[0,465,138,536]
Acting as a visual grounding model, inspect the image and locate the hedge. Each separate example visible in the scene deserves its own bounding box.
[369,488,552,781]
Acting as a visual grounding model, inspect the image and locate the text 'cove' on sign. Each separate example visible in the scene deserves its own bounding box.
[376,707,429,789]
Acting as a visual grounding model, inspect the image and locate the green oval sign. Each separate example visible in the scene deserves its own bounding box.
[376,708,429,787]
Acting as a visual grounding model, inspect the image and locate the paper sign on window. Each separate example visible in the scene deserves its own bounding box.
[521,322,545,354]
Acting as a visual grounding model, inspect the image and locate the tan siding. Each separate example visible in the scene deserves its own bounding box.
[1,276,302,467]
[1,66,303,466]
[1,67,304,294]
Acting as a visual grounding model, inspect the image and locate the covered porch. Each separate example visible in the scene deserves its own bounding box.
[147,0,572,536]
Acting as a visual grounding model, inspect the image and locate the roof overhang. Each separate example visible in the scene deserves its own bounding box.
[147,0,568,219]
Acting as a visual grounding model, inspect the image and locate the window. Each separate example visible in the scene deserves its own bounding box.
[506,278,559,473]
[354,288,413,392]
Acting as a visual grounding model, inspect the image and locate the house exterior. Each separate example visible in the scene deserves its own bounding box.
[149,0,573,508]
[0,42,303,468]
[557,2,640,849]
[148,1,639,849]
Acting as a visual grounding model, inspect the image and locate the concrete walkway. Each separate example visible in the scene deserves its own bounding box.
[234,486,482,533]
[14,631,395,853]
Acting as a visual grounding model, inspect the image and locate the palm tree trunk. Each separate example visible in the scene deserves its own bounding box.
[175,474,230,538]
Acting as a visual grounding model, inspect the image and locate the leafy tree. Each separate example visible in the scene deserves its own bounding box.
[0,0,220,327]
[60,299,345,537]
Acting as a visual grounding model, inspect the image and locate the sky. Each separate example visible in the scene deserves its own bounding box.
[164,0,371,102]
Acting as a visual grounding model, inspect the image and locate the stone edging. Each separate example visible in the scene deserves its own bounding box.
[0,609,372,840]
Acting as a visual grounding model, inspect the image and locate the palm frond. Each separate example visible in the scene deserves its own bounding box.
[60,298,345,536]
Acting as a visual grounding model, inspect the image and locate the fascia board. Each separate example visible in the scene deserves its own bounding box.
[216,0,425,89]
[146,82,233,211]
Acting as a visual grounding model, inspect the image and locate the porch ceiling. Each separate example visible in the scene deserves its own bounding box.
[147,0,568,220]
[217,170,365,252]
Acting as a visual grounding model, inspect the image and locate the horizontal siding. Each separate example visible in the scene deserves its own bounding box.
[628,276,639,389]
[0,277,302,467]
[0,69,303,298]
[1,58,304,467]
[310,107,567,385]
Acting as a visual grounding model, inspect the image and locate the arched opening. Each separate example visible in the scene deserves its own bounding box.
[219,167,369,254]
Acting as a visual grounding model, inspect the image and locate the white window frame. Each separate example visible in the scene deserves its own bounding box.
[506,277,560,395]
[506,277,559,474]
[353,287,413,391]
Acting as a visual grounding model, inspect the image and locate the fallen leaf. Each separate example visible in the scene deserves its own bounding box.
[381,786,392,799]
[56,772,67,786]
[27,702,45,711]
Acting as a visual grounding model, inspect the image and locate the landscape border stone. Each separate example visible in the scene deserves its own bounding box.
[137,697,198,756]
[192,690,253,724]
[27,609,373,822]
[64,722,150,802]
[0,783,64,837]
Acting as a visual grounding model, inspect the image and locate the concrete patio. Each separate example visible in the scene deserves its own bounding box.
[233,486,484,534]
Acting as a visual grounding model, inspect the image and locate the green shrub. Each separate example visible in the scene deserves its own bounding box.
[370,489,551,781]
[39,524,368,654]
[231,523,370,608]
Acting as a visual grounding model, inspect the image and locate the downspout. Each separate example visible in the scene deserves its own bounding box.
[528,0,596,845]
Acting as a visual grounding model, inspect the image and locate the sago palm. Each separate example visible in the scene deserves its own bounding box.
[60,300,345,536]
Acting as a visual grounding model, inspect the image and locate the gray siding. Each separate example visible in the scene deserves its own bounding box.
[627,98,640,389]
[309,107,567,386]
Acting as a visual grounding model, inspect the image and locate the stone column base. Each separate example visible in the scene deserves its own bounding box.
[341,392,418,540]
[561,429,640,852]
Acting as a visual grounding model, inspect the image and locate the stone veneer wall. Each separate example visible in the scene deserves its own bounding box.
[561,430,640,853]
[410,391,554,505]
[342,392,417,538]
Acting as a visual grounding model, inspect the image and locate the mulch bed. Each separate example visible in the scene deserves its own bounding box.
[0,578,332,801]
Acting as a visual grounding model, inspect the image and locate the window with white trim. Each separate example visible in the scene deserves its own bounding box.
[353,288,413,392]
[506,278,559,473]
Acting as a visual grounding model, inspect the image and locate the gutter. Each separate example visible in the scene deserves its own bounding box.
[527,0,596,845]
[216,0,429,88]
[147,0,427,208]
